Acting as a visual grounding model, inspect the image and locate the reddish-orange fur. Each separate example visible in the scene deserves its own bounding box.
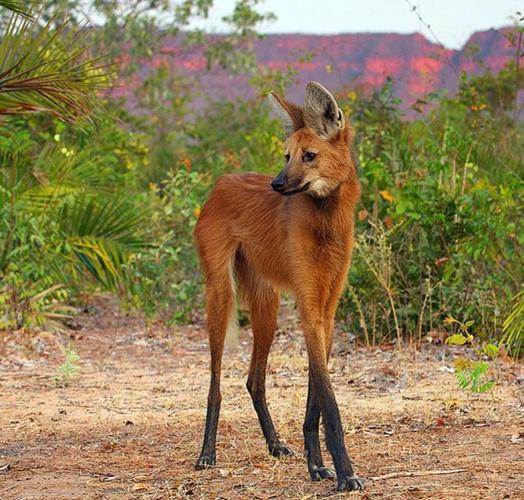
[193,83,365,491]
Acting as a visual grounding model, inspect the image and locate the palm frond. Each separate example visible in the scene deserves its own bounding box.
[0,11,111,122]
[58,197,151,291]
[0,0,36,18]
[67,236,126,290]
[502,290,524,356]
[60,197,148,249]
[20,146,116,209]
[28,283,75,333]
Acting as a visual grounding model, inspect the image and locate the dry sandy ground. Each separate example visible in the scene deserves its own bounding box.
[0,301,523,499]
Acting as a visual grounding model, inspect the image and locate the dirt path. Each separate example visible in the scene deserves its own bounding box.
[1,301,523,499]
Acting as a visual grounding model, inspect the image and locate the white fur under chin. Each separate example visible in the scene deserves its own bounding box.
[309,178,332,197]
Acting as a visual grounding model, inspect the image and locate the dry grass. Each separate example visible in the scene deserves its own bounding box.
[0,300,522,499]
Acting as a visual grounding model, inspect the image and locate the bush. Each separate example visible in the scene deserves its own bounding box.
[1,19,521,352]
[338,75,523,346]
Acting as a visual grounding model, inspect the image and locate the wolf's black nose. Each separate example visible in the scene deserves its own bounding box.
[271,178,284,192]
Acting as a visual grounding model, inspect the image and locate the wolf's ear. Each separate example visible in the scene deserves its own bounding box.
[303,82,345,140]
[268,92,304,137]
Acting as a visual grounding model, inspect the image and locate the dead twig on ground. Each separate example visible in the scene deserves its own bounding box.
[371,468,467,481]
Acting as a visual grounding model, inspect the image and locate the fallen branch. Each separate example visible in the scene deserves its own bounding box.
[370,468,467,481]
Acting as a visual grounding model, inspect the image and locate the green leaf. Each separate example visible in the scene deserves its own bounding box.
[471,361,489,377]
[395,198,409,215]
[476,381,495,393]
[483,344,499,358]
[446,334,468,345]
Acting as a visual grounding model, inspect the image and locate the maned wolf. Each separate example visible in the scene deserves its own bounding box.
[193,82,364,491]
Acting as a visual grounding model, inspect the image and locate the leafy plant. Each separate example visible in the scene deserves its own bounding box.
[352,221,402,347]
[54,346,81,386]
[444,316,475,345]
[445,316,498,393]
[339,62,523,347]
[454,360,495,393]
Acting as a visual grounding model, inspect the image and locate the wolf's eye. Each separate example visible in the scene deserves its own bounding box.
[284,153,290,163]
[303,151,317,163]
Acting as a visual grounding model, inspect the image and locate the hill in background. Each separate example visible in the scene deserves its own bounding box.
[113,27,516,112]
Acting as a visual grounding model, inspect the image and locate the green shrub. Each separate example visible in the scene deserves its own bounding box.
[338,74,522,345]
